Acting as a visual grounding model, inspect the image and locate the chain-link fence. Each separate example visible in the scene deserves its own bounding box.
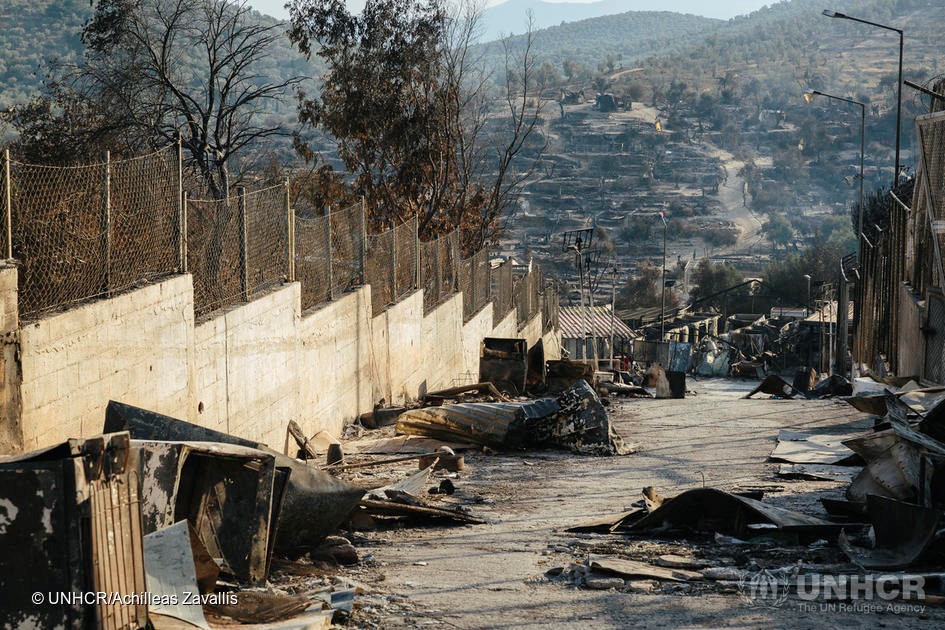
[9,147,180,320]
[459,249,491,321]
[513,268,541,327]
[295,213,330,312]
[420,230,459,314]
[188,185,289,317]
[187,196,243,317]
[330,203,365,298]
[491,259,514,321]
[4,145,562,332]
[365,229,394,316]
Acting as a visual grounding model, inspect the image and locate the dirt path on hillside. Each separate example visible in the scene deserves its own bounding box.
[339,379,943,629]
[705,145,766,257]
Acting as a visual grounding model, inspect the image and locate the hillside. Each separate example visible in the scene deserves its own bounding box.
[0,0,315,113]
[480,10,719,72]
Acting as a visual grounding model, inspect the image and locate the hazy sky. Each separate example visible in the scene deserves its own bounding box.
[249,1,774,21]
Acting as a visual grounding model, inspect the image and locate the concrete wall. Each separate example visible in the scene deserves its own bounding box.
[518,313,544,348]
[2,270,560,454]
[461,303,494,382]
[297,286,373,439]
[0,266,22,453]
[192,284,302,449]
[17,275,195,451]
[420,294,465,394]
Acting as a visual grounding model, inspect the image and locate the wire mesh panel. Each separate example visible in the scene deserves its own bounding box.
[243,185,288,298]
[11,159,108,319]
[329,203,363,297]
[926,291,945,383]
[187,197,242,317]
[459,249,491,321]
[296,213,330,311]
[419,230,456,313]
[492,259,514,321]
[365,229,394,316]
[109,147,179,291]
[393,218,418,301]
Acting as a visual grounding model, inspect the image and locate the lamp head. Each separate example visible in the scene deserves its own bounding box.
[822,10,845,18]
[803,90,816,104]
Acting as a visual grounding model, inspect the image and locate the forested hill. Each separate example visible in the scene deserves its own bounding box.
[0,1,90,108]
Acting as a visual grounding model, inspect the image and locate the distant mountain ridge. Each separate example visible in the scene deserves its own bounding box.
[480,0,635,40]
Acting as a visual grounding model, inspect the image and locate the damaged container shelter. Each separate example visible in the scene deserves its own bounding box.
[0,432,148,629]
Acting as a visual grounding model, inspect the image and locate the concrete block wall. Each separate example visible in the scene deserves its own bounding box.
[192,283,302,449]
[371,290,425,405]
[420,293,465,394]
[2,269,561,454]
[461,303,495,382]
[297,286,373,439]
[17,275,194,451]
[0,266,22,453]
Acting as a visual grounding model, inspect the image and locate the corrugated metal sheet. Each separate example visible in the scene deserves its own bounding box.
[559,305,637,340]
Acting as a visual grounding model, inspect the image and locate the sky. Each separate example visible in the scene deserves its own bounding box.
[249,0,775,21]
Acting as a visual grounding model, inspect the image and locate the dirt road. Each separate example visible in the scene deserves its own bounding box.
[342,379,943,629]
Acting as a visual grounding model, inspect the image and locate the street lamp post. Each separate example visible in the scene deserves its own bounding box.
[823,9,903,188]
[659,212,668,341]
[804,90,866,244]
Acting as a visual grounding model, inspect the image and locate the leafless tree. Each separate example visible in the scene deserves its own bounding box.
[79,0,302,199]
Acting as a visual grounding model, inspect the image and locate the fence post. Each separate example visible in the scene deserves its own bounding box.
[4,149,11,260]
[176,133,184,272]
[285,178,295,282]
[390,223,398,299]
[181,192,189,273]
[102,150,111,295]
[359,197,367,284]
[326,206,334,300]
[238,186,249,301]
[414,219,420,290]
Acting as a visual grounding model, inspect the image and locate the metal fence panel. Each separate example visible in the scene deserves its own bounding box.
[393,218,417,301]
[365,229,394,316]
[330,203,363,297]
[109,148,179,292]
[243,185,288,298]
[11,159,108,319]
[296,213,330,311]
[187,197,242,317]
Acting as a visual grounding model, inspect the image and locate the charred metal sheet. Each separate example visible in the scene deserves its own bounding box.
[545,359,595,393]
[845,423,945,505]
[133,440,276,585]
[839,495,942,569]
[0,432,148,630]
[479,337,528,395]
[397,402,531,448]
[588,555,701,582]
[777,463,858,483]
[526,339,546,391]
[808,374,853,398]
[105,401,365,557]
[770,430,860,466]
[744,375,798,399]
[144,521,211,629]
[396,380,629,455]
[623,487,844,540]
